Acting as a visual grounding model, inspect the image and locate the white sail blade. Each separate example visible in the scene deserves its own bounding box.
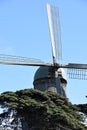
[0,54,52,67]
[46,3,62,64]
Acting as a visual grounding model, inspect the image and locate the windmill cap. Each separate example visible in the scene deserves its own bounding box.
[34,66,67,82]
[34,66,50,81]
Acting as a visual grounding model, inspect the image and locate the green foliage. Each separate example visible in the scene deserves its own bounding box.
[0,89,87,130]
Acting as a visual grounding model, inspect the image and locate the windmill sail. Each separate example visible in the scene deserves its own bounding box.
[0,54,52,67]
[67,68,87,80]
[60,63,87,80]
[46,3,62,64]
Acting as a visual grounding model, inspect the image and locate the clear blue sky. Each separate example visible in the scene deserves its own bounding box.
[0,0,87,104]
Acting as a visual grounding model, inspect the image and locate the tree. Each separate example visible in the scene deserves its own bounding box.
[0,89,86,130]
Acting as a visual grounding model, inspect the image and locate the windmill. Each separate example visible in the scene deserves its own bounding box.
[0,3,87,96]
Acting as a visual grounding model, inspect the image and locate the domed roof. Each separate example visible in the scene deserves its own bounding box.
[34,66,67,81]
[34,66,51,81]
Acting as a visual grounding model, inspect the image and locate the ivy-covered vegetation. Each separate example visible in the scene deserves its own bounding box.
[0,89,87,130]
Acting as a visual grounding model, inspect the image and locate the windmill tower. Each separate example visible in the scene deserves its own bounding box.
[0,3,87,97]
